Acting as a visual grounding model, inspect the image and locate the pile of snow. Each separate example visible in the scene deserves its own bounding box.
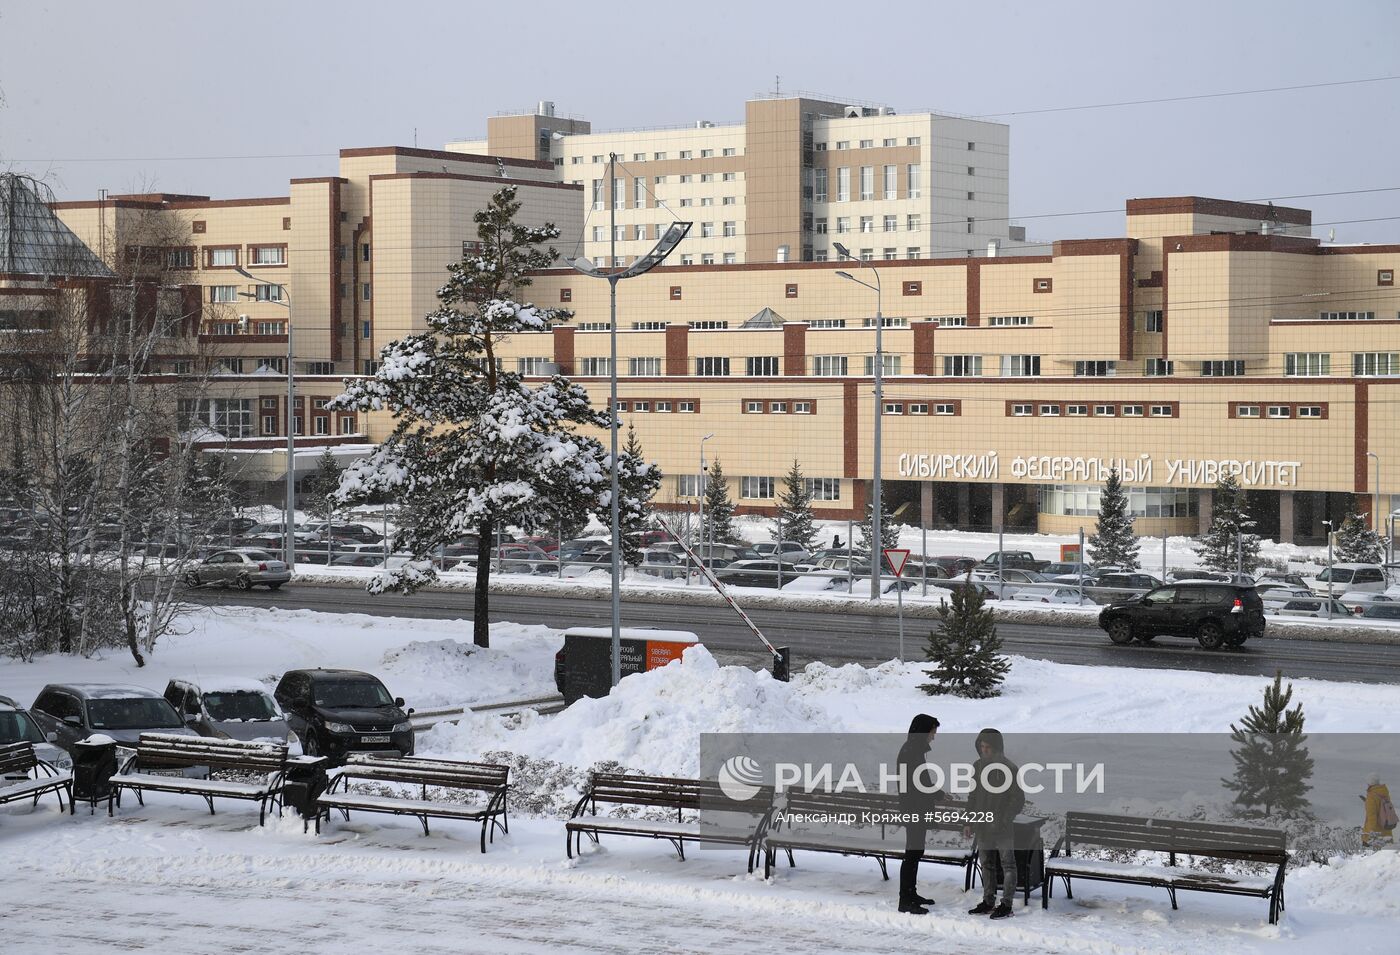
[1294,850,1400,916]
[421,646,836,776]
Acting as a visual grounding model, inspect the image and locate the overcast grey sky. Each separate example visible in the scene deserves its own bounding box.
[3,0,1398,244]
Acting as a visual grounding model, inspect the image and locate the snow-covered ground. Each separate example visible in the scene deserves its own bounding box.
[3,606,1395,953]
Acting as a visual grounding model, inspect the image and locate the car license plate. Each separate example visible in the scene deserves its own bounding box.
[360,735,391,744]
[148,768,186,777]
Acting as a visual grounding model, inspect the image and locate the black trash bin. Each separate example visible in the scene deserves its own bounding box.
[282,756,329,820]
[71,736,118,816]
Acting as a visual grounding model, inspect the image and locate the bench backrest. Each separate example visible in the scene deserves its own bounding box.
[134,733,289,774]
[1065,811,1286,863]
[585,772,770,813]
[0,741,38,777]
[340,755,509,794]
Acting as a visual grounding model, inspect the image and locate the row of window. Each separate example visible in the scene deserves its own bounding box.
[189,245,286,270]
[675,475,843,501]
[882,401,959,416]
[1229,403,1327,419]
[260,414,358,436]
[575,147,741,164]
[1008,402,1178,418]
[612,399,698,413]
[207,284,285,304]
[814,137,923,150]
[742,399,817,414]
[813,164,922,202]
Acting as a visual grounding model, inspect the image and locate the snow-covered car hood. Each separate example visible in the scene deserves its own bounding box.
[208,718,290,743]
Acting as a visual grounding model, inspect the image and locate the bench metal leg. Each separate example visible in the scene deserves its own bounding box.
[764,848,774,879]
[876,856,889,881]
[205,795,216,816]
[786,848,795,868]
[1064,875,1073,899]
[1166,885,1178,910]
[1042,876,1050,909]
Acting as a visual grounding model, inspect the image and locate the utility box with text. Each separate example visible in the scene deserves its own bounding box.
[560,627,701,704]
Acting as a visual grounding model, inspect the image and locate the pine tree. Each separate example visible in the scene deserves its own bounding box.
[1195,475,1261,573]
[302,448,343,521]
[773,460,817,551]
[332,186,623,647]
[1088,468,1140,569]
[1335,495,1384,563]
[858,491,899,555]
[1222,670,1314,818]
[702,458,736,545]
[616,423,661,566]
[920,578,1010,698]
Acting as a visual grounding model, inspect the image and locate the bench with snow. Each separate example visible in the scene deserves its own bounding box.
[114,734,290,824]
[760,789,977,888]
[313,755,510,851]
[0,741,72,815]
[566,772,775,868]
[1043,811,1288,924]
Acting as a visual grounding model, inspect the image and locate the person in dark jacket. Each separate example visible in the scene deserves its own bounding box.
[965,727,1025,919]
[895,713,940,914]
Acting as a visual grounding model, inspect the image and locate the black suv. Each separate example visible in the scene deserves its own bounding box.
[1097,582,1265,649]
[273,669,414,763]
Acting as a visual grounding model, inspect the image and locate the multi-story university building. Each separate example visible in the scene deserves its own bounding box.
[23,103,1399,545]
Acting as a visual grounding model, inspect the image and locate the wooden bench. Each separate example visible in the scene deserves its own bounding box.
[114,733,289,825]
[313,755,509,852]
[0,741,72,815]
[566,772,774,868]
[1043,811,1288,923]
[760,789,977,888]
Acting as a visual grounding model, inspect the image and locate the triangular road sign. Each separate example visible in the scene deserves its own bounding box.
[882,548,911,578]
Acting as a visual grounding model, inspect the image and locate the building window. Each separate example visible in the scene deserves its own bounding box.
[906,248,922,259]
[883,165,897,200]
[1284,352,1330,376]
[864,355,902,376]
[1144,358,1174,376]
[339,416,357,435]
[166,248,194,269]
[669,286,682,300]
[614,401,630,413]
[361,283,371,301]
[902,280,922,296]
[1093,404,1116,416]
[943,355,982,377]
[1000,355,1041,376]
[794,401,813,414]
[1033,278,1052,293]
[836,167,851,202]
[695,356,730,376]
[1039,404,1060,417]
[987,315,1032,327]
[859,166,874,200]
[785,283,799,299]
[814,169,828,202]
[313,416,329,435]
[254,284,284,302]
[744,400,763,414]
[1010,403,1033,416]
[805,478,841,501]
[882,402,904,415]
[1121,404,1144,416]
[907,164,921,198]
[361,320,372,339]
[1297,405,1323,418]
[836,217,851,234]
[677,400,696,413]
[632,321,668,330]
[1380,270,1395,287]
[1267,405,1291,418]
[628,357,661,376]
[907,214,921,232]
[746,356,779,376]
[770,401,788,414]
[559,288,572,303]
[1143,310,1164,332]
[1201,360,1246,376]
[812,355,849,376]
[1074,360,1116,377]
[966,217,975,234]
[251,245,286,266]
[1067,404,1089,416]
[206,247,238,268]
[1353,352,1400,376]
[209,285,237,303]
[934,403,957,416]
[517,357,550,375]
[907,403,929,415]
[741,476,775,499]
[688,320,729,329]
[1236,404,1260,418]
[578,357,611,376]
[255,321,285,336]
[261,415,277,435]
[634,401,650,412]
[655,400,672,412]
[1321,310,1375,321]
[362,360,379,375]
[723,221,737,238]
[1149,404,1174,417]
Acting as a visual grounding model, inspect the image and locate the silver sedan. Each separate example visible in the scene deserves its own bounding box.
[184,549,291,590]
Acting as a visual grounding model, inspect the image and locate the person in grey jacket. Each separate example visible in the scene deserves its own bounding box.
[965,727,1025,919]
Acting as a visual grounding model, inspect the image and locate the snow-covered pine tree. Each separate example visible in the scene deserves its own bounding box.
[331,186,621,647]
[1335,496,1384,563]
[617,423,661,566]
[1088,468,1140,569]
[1222,670,1314,818]
[702,458,737,545]
[1195,474,1261,573]
[920,578,1010,698]
[773,460,817,551]
[302,448,343,520]
[857,491,899,554]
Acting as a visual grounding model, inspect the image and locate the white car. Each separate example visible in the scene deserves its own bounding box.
[1306,564,1390,597]
[1261,586,1317,609]
[1011,586,1096,606]
[1340,591,1397,615]
[754,541,811,562]
[1270,597,1351,618]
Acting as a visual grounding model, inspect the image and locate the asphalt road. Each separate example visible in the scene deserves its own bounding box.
[190,583,1400,686]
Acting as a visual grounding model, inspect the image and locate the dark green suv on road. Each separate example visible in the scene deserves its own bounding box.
[1097,582,1266,649]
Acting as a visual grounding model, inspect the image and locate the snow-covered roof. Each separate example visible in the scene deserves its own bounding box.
[177,675,271,694]
[564,627,700,644]
[60,683,164,699]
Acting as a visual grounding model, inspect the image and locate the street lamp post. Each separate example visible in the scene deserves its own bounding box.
[235,266,296,568]
[698,433,716,570]
[1367,451,1381,534]
[1322,519,1334,621]
[571,157,691,687]
[833,243,884,601]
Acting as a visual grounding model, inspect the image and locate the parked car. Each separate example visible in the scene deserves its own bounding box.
[1097,582,1266,649]
[715,559,802,589]
[1340,592,1397,615]
[754,541,811,562]
[970,567,1052,598]
[273,669,413,763]
[1012,586,1097,606]
[29,683,197,755]
[1306,563,1391,597]
[329,553,385,568]
[978,550,1050,572]
[206,517,258,541]
[247,522,322,544]
[1257,571,1309,588]
[1261,586,1318,610]
[1168,569,1255,585]
[184,548,291,590]
[162,677,291,743]
[1040,561,1091,578]
[1360,603,1400,620]
[0,694,71,772]
[1085,572,1163,603]
[1271,597,1352,618]
[516,535,560,553]
[305,522,384,544]
[639,548,688,579]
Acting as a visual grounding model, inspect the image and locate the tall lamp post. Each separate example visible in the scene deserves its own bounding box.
[235,266,296,568]
[1366,451,1381,534]
[833,243,884,601]
[572,155,691,688]
[698,433,716,569]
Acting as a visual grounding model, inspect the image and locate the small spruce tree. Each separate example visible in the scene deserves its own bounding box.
[858,491,900,554]
[616,423,661,566]
[302,448,344,521]
[1222,670,1314,818]
[702,458,736,545]
[773,460,817,551]
[1195,474,1261,573]
[920,577,1010,698]
[1335,496,1384,563]
[1088,469,1140,569]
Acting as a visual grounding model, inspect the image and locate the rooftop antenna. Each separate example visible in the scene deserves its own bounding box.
[413,127,418,147]
[774,74,781,97]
